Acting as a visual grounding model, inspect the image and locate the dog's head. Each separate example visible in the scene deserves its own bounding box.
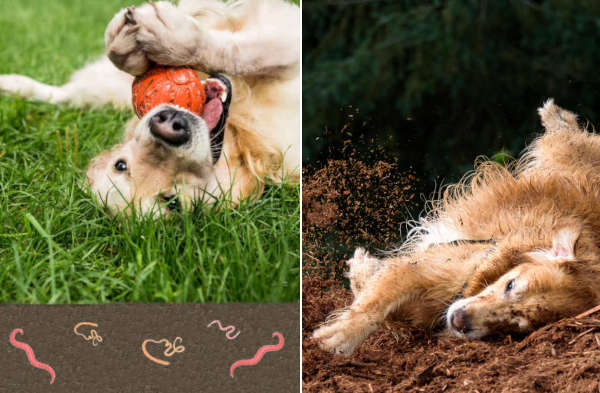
[446,226,594,339]
[86,75,231,216]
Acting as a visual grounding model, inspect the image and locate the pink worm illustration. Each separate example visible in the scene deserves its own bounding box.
[207,320,240,340]
[9,328,55,384]
[229,332,284,378]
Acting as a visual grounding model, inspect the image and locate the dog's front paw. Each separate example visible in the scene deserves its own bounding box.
[312,312,375,356]
[133,2,200,67]
[105,2,200,75]
[345,248,382,297]
[105,7,151,75]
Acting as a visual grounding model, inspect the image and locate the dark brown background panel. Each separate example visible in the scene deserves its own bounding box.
[0,303,299,393]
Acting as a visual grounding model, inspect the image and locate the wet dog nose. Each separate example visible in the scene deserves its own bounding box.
[450,308,471,333]
[150,109,190,146]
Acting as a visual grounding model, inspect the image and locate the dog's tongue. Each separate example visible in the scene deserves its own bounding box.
[202,98,222,130]
[202,78,227,130]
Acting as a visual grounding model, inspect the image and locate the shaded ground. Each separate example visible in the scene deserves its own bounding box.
[303,158,600,393]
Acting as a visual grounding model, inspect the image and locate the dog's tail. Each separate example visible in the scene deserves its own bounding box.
[0,56,132,109]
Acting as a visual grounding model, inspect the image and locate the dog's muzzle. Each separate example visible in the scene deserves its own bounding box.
[147,74,232,162]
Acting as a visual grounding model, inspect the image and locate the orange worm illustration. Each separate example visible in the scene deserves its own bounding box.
[73,322,103,346]
[142,337,185,366]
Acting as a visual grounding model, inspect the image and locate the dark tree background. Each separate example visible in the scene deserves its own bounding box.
[303,0,600,187]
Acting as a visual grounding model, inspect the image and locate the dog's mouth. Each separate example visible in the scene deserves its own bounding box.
[203,76,229,129]
[147,74,231,163]
[203,74,231,164]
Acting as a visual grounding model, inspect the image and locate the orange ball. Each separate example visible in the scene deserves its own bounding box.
[131,66,206,118]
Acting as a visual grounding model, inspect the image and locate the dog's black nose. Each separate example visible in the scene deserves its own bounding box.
[150,109,190,146]
[450,308,471,333]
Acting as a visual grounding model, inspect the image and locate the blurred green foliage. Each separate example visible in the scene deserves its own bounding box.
[303,0,600,185]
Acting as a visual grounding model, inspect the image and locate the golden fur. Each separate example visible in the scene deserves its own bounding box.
[0,0,300,216]
[314,99,600,355]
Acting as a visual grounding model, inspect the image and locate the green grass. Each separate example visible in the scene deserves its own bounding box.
[0,0,300,303]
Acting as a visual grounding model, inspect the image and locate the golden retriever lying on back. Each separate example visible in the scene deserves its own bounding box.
[0,0,300,215]
[314,100,600,355]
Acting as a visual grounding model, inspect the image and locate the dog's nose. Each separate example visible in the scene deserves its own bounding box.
[450,308,471,333]
[150,109,190,146]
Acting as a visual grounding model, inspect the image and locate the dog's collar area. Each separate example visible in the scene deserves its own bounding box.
[425,239,496,251]
[444,239,496,247]
[443,239,495,306]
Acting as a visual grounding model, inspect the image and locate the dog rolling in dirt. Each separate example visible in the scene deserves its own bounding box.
[0,0,300,216]
[313,99,600,356]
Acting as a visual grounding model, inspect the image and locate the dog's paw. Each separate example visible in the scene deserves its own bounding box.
[350,247,369,262]
[347,247,380,270]
[312,312,374,356]
[105,2,201,75]
[105,7,151,75]
[538,98,580,134]
[134,2,200,67]
[345,247,382,296]
[0,74,67,103]
[0,74,28,96]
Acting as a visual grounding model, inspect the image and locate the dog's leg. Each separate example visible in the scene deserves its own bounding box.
[345,248,383,298]
[189,0,300,76]
[0,57,133,108]
[106,1,300,77]
[0,75,69,104]
[314,264,463,355]
[314,242,489,356]
[520,99,600,176]
[314,260,429,356]
[537,98,581,134]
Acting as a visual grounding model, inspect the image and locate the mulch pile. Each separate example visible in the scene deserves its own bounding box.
[303,158,600,393]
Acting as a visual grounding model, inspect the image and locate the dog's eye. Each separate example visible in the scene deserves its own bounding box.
[163,195,180,211]
[114,160,127,172]
[167,198,179,211]
[505,279,515,293]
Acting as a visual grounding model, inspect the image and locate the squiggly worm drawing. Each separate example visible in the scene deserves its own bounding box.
[74,322,103,346]
[142,337,185,366]
[9,328,55,384]
[230,331,284,377]
[207,320,240,340]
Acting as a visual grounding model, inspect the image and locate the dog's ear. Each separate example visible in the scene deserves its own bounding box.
[525,225,582,265]
[551,226,581,260]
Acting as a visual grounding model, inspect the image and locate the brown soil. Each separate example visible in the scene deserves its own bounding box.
[303,158,600,393]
